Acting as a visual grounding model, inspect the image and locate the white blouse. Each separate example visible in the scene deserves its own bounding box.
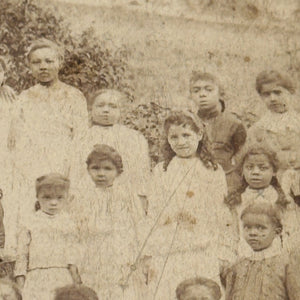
[15,210,79,277]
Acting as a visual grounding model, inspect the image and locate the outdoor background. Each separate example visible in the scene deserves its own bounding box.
[2,0,300,163]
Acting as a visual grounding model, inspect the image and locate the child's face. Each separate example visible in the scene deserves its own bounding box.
[181,285,215,300]
[190,79,220,112]
[91,92,121,126]
[242,213,278,251]
[243,154,274,189]
[37,186,67,215]
[88,159,118,188]
[29,47,60,84]
[168,124,202,158]
[260,83,291,113]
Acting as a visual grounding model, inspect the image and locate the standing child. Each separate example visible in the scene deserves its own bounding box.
[247,70,300,176]
[71,144,145,299]
[189,71,247,193]
[11,38,88,216]
[225,203,298,300]
[176,277,222,300]
[227,146,293,256]
[74,89,150,211]
[142,111,235,299]
[14,173,82,300]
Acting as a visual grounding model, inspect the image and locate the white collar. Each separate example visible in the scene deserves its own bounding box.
[249,237,283,261]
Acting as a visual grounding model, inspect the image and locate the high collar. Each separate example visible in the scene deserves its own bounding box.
[249,237,283,261]
[197,101,223,121]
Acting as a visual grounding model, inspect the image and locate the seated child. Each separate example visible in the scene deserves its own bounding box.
[71,144,145,299]
[75,89,150,211]
[247,70,300,176]
[176,277,222,300]
[189,71,247,193]
[0,279,22,300]
[225,203,297,300]
[0,56,16,103]
[227,145,292,256]
[54,284,98,300]
[14,174,81,300]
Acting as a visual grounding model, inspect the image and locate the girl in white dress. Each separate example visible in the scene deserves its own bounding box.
[140,111,235,300]
[14,173,82,300]
[71,144,145,300]
[74,89,150,210]
[11,38,88,216]
[227,145,295,256]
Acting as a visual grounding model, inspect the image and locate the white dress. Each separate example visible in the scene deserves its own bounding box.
[0,96,16,258]
[70,176,145,300]
[73,124,151,196]
[142,156,234,300]
[14,210,79,300]
[247,111,300,174]
[12,81,88,216]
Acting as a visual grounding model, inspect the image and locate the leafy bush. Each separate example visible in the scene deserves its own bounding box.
[0,0,133,99]
[0,0,168,164]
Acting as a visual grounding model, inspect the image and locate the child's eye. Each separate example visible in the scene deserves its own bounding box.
[273,90,282,95]
[46,59,54,63]
[182,133,191,138]
[91,166,100,170]
[205,86,213,92]
[109,104,117,109]
[170,135,178,139]
[31,60,40,64]
[191,88,200,93]
[104,167,113,171]
[261,92,270,97]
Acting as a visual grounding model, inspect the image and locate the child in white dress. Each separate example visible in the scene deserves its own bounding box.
[71,144,145,300]
[14,173,82,300]
[141,111,235,300]
[11,38,88,216]
[74,89,150,209]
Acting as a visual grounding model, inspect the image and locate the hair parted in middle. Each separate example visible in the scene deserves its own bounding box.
[162,110,217,171]
[225,144,288,208]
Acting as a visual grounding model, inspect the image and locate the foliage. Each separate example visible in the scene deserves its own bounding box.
[0,0,133,99]
[0,0,169,164]
[123,102,171,167]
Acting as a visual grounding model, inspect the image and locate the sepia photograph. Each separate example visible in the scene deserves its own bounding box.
[0,0,300,299]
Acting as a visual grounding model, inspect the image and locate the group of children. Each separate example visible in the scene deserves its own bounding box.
[0,37,300,299]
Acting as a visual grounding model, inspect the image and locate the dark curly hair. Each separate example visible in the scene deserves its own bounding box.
[225,145,288,209]
[86,144,123,175]
[176,277,221,300]
[256,70,295,95]
[162,111,217,171]
[54,284,98,300]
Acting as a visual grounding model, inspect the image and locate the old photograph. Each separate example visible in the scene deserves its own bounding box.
[0,0,300,299]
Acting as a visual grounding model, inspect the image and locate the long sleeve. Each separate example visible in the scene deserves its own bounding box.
[14,226,31,277]
[214,168,237,262]
[231,122,247,162]
[286,249,300,300]
[0,200,5,249]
